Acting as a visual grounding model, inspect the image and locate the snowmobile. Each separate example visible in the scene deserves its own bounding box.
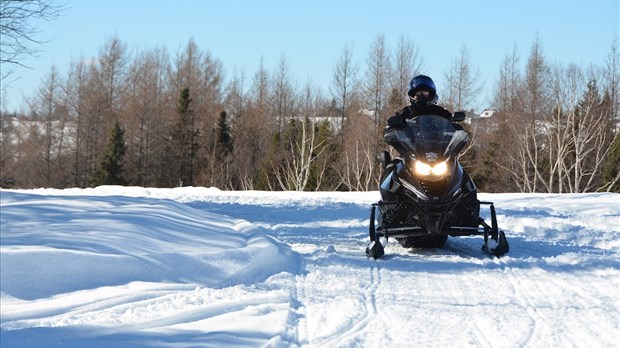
[365,112,509,259]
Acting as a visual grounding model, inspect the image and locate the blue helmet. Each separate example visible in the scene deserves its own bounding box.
[407,75,438,107]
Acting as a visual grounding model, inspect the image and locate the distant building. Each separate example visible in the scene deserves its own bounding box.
[480,109,495,118]
[283,109,377,132]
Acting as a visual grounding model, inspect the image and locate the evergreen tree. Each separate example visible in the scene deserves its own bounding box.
[212,110,234,188]
[215,110,233,154]
[601,133,620,192]
[170,88,199,186]
[575,80,601,121]
[91,121,127,186]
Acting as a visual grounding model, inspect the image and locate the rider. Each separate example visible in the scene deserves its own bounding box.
[391,74,451,122]
[383,75,454,162]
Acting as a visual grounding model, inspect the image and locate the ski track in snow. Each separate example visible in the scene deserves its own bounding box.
[1,187,619,347]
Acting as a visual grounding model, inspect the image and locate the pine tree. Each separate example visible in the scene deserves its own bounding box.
[170,88,199,186]
[212,110,234,188]
[91,121,127,186]
[216,110,233,154]
[601,133,620,192]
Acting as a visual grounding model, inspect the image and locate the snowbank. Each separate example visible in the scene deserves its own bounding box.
[1,191,300,300]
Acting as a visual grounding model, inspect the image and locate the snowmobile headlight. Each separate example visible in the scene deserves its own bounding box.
[431,161,448,175]
[414,160,448,176]
[414,161,432,176]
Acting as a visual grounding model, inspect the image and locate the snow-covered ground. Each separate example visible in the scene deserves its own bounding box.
[1,187,619,347]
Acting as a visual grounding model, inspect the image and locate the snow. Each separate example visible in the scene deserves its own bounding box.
[1,187,619,347]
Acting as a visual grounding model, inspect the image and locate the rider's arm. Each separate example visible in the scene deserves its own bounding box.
[450,111,466,130]
[385,114,406,130]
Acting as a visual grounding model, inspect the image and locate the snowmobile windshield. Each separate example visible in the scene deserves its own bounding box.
[403,114,469,161]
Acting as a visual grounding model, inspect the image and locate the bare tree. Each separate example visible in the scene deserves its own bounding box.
[274,117,327,191]
[12,117,46,187]
[222,69,247,189]
[391,34,424,108]
[600,38,620,192]
[364,34,391,132]
[494,42,521,113]
[486,43,522,192]
[233,58,271,189]
[330,43,359,132]
[507,36,552,192]
[339,111,377,191]
[443,45,484,112]
[64,56,88,186]
[223,68,246,124]
[490,38,615,194]
[0,114,19,186]
[300,82,339,191]
[0,0,65,81]
[339,139,376,191]
[197,49,224,187]
[123,47,170,186]
[270,54,296,134]
[2,63,72,188]
[359,35,391,189]
[602,37,620,123]
[28,64,70,186]
[78,36,129,183]
[545,63,580,193]
[567,77,615,192]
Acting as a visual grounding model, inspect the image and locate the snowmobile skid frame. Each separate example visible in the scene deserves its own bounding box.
[366,200,509,259]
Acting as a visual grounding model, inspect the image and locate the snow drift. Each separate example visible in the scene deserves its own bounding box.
[1,190,300,300]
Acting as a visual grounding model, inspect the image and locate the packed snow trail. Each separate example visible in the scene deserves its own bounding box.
[1,187,619,347]
[219,192,619,347]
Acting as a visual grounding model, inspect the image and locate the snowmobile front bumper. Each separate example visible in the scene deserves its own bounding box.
[366,200,509,259]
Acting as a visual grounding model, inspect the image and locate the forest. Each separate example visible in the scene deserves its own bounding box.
[1,34,619,192]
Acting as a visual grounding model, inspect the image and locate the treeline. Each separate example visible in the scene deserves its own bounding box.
[1,35,619,192]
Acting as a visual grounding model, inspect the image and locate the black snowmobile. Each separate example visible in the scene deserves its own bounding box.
[365,112,509,259]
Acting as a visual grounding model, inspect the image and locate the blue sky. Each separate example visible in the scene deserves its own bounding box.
[1,0,618,113]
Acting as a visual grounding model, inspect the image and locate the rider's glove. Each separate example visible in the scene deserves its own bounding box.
[386,115,406,130]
